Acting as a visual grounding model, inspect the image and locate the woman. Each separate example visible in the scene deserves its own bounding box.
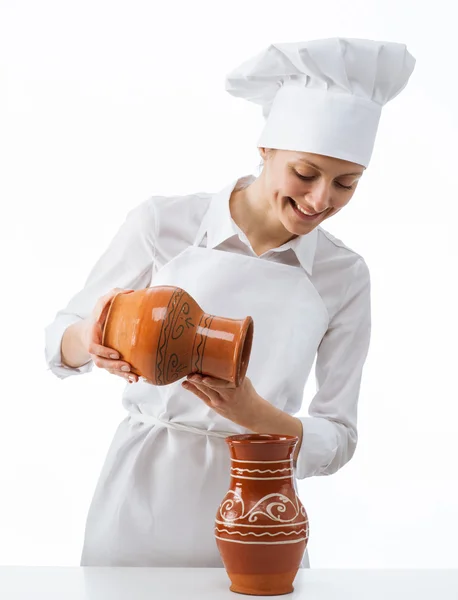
[45,38,415,567]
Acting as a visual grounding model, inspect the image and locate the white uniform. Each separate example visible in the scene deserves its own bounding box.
[45,174,371,567]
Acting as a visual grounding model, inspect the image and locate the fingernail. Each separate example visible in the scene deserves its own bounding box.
[128,375,135,383]
[110,353,119,359]
[121,366,130,372]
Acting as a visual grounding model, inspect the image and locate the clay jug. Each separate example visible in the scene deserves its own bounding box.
[102,286,253,386]
[215,434,308,596]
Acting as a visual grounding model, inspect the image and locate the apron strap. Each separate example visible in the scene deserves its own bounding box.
[128,411,233,439]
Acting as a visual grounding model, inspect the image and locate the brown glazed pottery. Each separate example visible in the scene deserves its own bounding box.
[102,286,254,386]
[215,434,308,596]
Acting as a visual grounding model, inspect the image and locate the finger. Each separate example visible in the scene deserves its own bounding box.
[187,375,234,389]
[201,377,235,389]
[87,317,125,359]
[94,293,119,327]
[92,354,133,373]
[93,291,117,323]
[87,326,122,358]
[94,289,136,349]
[190,381,224,407]
[182,381,213,405]
[88,343,123,361]
[107,368,138,383]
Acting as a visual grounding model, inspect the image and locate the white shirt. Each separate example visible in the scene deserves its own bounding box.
[45,174,371,480]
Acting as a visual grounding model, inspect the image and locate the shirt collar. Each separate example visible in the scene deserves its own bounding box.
[200,175,318,276]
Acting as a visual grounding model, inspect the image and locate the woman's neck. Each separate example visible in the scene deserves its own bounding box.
[229,176,296,256]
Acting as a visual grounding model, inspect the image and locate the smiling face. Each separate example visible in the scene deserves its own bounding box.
[259,148,365,235]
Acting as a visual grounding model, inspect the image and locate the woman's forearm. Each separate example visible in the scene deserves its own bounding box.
[61,319,92,368]
[248,397,304,464]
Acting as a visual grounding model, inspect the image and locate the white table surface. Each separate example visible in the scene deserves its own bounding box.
[0,568,457,599]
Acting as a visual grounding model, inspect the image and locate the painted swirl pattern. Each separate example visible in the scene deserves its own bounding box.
[155,290,199,384]
[215,488,309,545]
[156,289,184,385]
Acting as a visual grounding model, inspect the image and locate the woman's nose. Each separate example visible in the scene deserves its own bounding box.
[305,183,332,212]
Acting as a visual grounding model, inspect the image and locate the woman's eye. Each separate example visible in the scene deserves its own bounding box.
[294,171,354,191]
[294,171,315,181]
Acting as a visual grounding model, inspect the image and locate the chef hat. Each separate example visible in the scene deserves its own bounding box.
[225,38,416,167]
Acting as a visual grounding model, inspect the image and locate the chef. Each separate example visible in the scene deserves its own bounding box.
[45,38,415,568]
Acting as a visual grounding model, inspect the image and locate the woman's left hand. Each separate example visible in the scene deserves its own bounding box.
[182,374,269,430]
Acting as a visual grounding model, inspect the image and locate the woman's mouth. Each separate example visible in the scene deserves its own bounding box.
[288,197,324,221]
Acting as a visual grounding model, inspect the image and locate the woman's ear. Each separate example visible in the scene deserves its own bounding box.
[258,147,268,160]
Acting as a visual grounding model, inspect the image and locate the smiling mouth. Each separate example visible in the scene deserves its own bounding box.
[287,197,325,219]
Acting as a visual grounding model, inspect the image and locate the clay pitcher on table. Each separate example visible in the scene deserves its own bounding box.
[101,285,254,386]
[215,434,308,596]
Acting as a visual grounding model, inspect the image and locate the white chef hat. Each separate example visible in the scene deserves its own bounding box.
[225,38,416,167]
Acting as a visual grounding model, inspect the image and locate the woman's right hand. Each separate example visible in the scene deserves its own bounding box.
[81,288,139,384]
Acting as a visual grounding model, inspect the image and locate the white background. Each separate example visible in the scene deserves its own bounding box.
[1,0,457,569]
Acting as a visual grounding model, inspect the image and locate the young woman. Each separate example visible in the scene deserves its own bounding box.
[45,38,415,567]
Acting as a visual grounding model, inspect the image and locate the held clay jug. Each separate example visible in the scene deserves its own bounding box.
[215,434,308,596]
[102,286,254,386]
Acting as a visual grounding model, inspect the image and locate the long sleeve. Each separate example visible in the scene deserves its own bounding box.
[295,257,372,480]
[44,198,157,379]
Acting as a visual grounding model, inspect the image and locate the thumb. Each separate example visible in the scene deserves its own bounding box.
[91,319,104,345]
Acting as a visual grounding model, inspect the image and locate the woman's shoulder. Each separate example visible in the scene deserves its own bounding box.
[147,190,212,217]
[113,190,213,258]
[317,226,366,262]
[315,226,370,281]
[126,190,212,231]
[132,190,214,259]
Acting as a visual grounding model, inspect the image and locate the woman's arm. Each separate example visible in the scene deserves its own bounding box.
[44,199,158,379]
[248,404,304,464]
[291,257,372,479]
[231,257,371,476]
[61,318,92,368]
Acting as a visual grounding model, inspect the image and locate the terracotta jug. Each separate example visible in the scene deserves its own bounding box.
[102,286,253,386]
[215,434,308,596]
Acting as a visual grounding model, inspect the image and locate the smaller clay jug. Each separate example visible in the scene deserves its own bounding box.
[215,434,308,596]
[102,286,253,386]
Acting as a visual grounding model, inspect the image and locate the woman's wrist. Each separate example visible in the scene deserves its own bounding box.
[247,396,304,462]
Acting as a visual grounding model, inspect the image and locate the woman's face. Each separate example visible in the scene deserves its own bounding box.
[259,148,365,235]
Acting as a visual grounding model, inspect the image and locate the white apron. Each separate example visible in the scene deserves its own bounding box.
[80,221,329,568]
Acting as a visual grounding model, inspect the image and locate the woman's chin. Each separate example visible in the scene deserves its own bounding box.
[283,217,321,237]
